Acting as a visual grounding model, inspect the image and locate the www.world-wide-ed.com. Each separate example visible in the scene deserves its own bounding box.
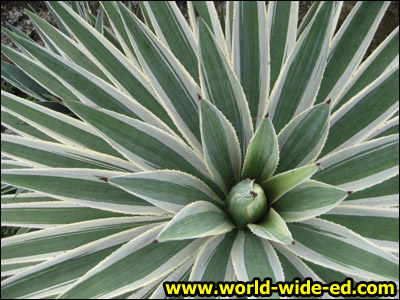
[163,278,397,298]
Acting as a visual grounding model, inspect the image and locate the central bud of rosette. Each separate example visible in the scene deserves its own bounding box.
[226,179,267,229]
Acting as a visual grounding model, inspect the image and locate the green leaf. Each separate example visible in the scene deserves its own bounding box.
[233,2,269,128]
[316,2,390,104]
[1,224,156,299]
[287,218,399,282]
[334,28,399,111]
[261,164,319,204]
[314,135,399,191]
[267,2,298,90]
[64,100,219,195]
[1,168,165,215]
[321,67,399,156]
[1,43,80,102]
[1,91,122,158]
[138,1,155,34]
[305,260,381,296]
[3,29,171,132]
[322,205,399,252]
[1,217,163,263]
[150,258,194,299]
[241,117,279,183]
[44,1,71,37]
[273,180,347,222]
[1,60,51,102]
[190,232,236,282]
[297,2,322,39]
[343,175,399,206]
[1,110,57,143]
[248,207,292,244]
[199,19,253,155]
[50,2,179,135]
[231,231,284,281]
[276,102,330,173]
[188,1,228,57]
[200,99,241,194]
[2,261,43,278]
[368,116,399,140]
[268,2,337,133]
[1,202,128,228]
[94,5,104,34]
[274,244,322,281]
[1,160,33,171]
[109,170,222,213]
[157,201,233,242]
[117,1,203,151]
[58,225,203,299]
[100,1,139,65]
[225,1,234,55]
[1,192,57,204]
[144,2,199,82]
[1,135,135,172]
[25,9,110,82]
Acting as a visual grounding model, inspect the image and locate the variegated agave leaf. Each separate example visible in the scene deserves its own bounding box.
[1,1,398,299]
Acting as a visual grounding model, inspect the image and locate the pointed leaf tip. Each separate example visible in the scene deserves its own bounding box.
[99,177,109,183]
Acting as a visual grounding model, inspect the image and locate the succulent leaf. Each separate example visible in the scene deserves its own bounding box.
[58,225,204,299]
[189,232,236,282]
[322,67,399,156]
[343,175,399,206]
[247,207,293,245]
[199,18,253,155]
[273,180,348,222]
[321,205,399,252]
[287,218,399,282]
[156,201,234,242]
[241,114,279,183]
[200,99,241,194]
[261,164,319,204]
[268,1,337,132]
[277,102,330,173]
[233,1,269,128]
[314,135,399,191]
[144,2,199,82]
[1,168,165,215]
[316,2,390,105]
[108,170,223,213]
[117,1,203,152]
[231,230,284,281]
[226,179,267,229]
[267,1,298,91]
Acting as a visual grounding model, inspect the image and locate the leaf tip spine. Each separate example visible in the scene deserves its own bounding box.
[99,177,109,183]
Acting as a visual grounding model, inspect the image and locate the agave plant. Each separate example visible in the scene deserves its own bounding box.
[1,1,399,299]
